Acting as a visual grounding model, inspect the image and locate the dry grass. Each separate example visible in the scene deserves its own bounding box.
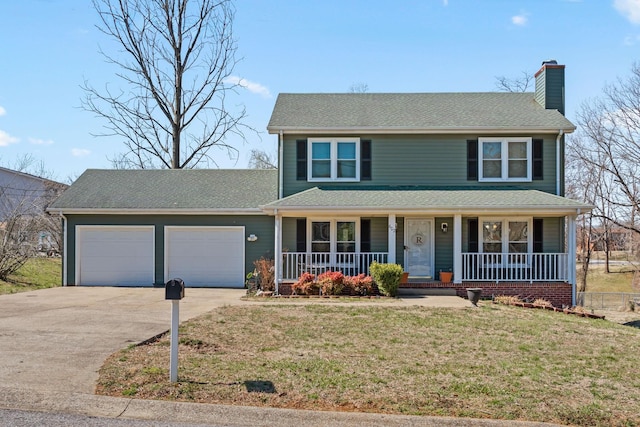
[0,257,61,294]
[97,304,640,426]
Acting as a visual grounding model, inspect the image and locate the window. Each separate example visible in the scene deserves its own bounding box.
[309,219,358,252]
[308,138,360,181]
[480,218,531,254]
[479,137,531,182]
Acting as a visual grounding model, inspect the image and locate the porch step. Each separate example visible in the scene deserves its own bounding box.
[398,287,457,296]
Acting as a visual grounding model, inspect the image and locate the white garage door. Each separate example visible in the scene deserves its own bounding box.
[77,226,154,286]
[165,227,245,288]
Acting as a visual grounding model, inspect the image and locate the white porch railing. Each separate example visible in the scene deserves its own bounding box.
[282,252,388,281]
[462,253,569,282]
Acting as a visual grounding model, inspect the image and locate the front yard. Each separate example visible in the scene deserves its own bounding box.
[97,303,640,426]
[0,257,62,295]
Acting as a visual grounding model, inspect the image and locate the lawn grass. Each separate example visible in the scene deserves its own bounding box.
[96,304,640,426]
[0,257,62,295]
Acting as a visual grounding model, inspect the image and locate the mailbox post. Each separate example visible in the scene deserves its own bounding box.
[165,278,185,383]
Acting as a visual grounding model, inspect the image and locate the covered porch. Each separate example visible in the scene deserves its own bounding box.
[261,187,591,305]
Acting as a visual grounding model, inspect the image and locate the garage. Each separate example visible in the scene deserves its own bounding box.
[76,226,155,286]
[165,226,245,288]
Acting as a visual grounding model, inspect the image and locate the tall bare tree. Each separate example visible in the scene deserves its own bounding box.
[495,71,533,93]
[248,149,276,169]
[83,0,249,169]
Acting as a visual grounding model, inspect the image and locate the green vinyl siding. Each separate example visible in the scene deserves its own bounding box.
[369,217,388,252]
[434,217,454,274]
[65,214,274,286]
[541,217,564,253]
[282,135,559,196]
[282,217,299,252]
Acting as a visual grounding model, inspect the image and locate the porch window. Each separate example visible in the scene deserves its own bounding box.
[481,218,531,256]
[308,138,360,181]
[479,137,531,182]
[309,219,358,252]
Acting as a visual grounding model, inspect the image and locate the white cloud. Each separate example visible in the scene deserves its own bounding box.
[512,13,528,26]
[71,148,91,157]
[0,130,19,147]
[224,76,271,98]
[624,33,640,44]
[29,137,54,146]
[0,106,6,116]
[615,0,640,24]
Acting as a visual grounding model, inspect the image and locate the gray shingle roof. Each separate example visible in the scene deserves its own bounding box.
[267,93,575,133]
[262,186,591,213]
[48,169,278,212]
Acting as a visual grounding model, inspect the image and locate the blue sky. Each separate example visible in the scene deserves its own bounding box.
[0,0,639,181]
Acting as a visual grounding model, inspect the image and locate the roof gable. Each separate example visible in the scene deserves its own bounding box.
[267,93,575,134]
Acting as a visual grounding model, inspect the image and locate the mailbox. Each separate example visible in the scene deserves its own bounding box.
[165,278,185,300]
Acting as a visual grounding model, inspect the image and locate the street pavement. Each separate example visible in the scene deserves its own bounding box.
[0,287,558,426]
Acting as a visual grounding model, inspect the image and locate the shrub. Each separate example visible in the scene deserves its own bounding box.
[533,298,553,307]
[292,272,319,295]
[253,257,275,292]
[344,273,374,296]
[369,262,403,297]
[317,271,345,295]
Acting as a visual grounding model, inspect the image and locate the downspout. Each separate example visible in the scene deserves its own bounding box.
[274,208,280,295]
[556,129,564,196]
[60,212,68,286]
[279,130,284,200]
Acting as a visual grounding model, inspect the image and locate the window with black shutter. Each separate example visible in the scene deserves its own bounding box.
[467,140,478,180]
[296,140,307,180]
[532,139,543,180]
[468,218,478,252]
[296,218,307,252]
[361,140,372,181]
[533,218,543,252]
[361,219,371,252]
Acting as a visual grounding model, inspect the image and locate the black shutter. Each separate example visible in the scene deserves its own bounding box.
[467,140,478,181]
[532,139,543,180]
[468,218,479,252]
[533,218,543,252]
[296,139,307,180]
[296,218,307,252]
[361,140,372,181]
[361,219,371,252]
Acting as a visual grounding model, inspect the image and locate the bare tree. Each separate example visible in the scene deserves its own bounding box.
[83,0,250,169]
[248,149,276,169]
[349,82,369,93]
[495,71,534,93]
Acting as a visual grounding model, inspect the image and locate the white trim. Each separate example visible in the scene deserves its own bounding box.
[268,126,576,135]
[75,225,155,286]
[307,217,360,253]
[47,208,265,215]
[274,212,282,293]
[307,137,360,182]
[388,214,396,264]
[62,214,68,286]
[479,137,532,182]
[453,214,462,284]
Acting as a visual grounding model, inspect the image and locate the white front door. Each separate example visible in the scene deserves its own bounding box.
[405,218,433,278]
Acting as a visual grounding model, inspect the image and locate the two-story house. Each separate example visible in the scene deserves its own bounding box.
[48,60,590,306]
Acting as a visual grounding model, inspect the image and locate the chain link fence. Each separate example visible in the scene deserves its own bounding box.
[577,292,640,310]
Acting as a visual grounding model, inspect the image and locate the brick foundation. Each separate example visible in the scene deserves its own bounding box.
[279,281,573,307]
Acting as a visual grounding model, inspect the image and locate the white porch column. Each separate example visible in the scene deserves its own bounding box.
[453,214,462,284]
[274,211,282,294]
[567,214,577,306]
[388,214,397,264]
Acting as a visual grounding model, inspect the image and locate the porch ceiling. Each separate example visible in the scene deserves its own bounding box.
[261,186,593,216]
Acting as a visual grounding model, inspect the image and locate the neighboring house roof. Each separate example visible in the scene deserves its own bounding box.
[47,169,278,214]
[261,186,592,215]
[267,93,576,134]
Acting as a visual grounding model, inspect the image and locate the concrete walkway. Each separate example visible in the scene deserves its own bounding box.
[0,287,555,426]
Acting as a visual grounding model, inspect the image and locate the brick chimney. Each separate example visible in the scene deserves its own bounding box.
[534,60,565,115]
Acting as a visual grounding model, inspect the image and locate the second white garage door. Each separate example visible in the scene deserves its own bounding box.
[165,226,245,288]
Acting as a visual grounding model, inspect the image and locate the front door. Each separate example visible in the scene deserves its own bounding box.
[405,218,433,278]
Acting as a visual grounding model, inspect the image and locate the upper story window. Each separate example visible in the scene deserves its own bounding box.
[479,137,531,182]
[308,138,360,181]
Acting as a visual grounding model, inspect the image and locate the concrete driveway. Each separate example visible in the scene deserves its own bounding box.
[0,286,247,394]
